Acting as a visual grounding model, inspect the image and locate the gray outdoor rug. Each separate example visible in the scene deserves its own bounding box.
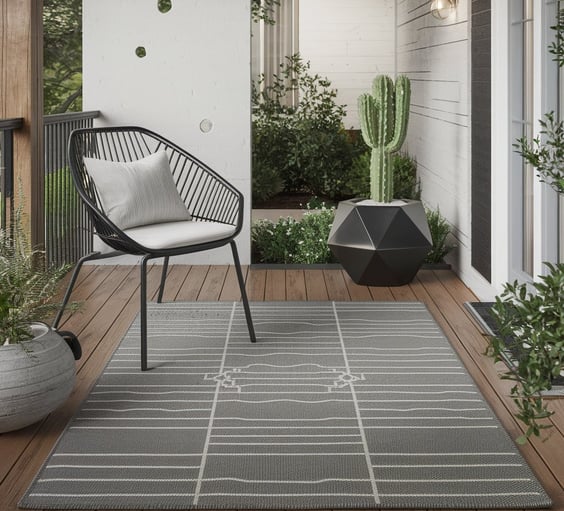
[20,302,551,510]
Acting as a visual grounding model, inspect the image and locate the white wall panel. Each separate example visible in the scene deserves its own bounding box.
[299,0,396,128]
[396,0,481,293]
[83,0,251,264]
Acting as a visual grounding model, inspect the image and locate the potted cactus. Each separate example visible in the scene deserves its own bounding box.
[328,75,431,286]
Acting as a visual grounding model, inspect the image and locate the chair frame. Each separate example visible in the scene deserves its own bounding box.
[53,126,256,371]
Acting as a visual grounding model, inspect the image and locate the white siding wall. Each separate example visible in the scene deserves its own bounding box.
[299,0,396,129]
[83,0,251,264]
[396,0,490,297]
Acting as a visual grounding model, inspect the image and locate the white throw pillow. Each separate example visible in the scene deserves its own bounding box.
[84,151,191,230]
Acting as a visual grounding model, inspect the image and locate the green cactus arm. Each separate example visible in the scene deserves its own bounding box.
[358,94,378,148]
[386,74,411,153]
[373,75,395,145]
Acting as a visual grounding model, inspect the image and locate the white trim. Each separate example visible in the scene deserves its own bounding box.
[491,0,512,292]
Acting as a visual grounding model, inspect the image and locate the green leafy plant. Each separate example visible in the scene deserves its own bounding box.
[548,6,564,67]
[487,263,564,443]
[252,54,352,200]
[0,205,74,345]
[515,112,564,194]
[515,7,564,194]
[347,150,420,200]
[358,75,411,202]
[424,207,453,264]
[252,206,336,264]
[251,0,280,24]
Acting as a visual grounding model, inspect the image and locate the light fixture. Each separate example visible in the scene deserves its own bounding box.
[430,0,457,20]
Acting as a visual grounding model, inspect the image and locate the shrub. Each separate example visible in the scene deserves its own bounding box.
[251,206,336,264]
[347,150,420,200]
[252,54,352,201]
[394,153,421,200]
[487,262,564,442]
[424,207,453,264]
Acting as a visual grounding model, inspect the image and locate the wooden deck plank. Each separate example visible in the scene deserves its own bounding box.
[176,265,209,301]
[304,269,327,301]
[342,271,372,300]
[1,266,563,511]
[389,283,417,301]
[160,264,190,301]
[368,285,395,300]
[219,265,246,301]
[247,268,267,301]
[197,265,228,301]
[323,269,350,301]
[286,270,307,301]
[265,269,286,301]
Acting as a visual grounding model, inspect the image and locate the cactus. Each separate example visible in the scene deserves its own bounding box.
[358,75,411,202]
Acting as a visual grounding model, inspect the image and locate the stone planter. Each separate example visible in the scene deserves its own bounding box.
[327,198,432,286]
[0,323,76,433]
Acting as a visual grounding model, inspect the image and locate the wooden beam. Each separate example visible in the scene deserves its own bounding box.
[0,0,44,248]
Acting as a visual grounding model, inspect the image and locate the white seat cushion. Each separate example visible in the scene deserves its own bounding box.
[123,220,237,250]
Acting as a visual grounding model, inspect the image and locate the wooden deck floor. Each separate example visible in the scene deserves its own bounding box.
[0,265,563,511]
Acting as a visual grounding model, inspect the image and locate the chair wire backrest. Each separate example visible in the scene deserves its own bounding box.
[68,126,243,253]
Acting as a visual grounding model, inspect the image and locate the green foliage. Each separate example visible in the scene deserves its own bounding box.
[548,7,564,67]
[252,54,351,201]
[358,75,411,202]
[347,150,420,200]
[45,167,79,245]
[251,207,336,264]
[252,154,284,203]
[424,207,453,264]
[515,112,564,194]
[516,10,564,194]
[44,0,83,114]
[0,205,74,344]
[487,263,564,443]
[393,153,421,200]
[251,0,280,24]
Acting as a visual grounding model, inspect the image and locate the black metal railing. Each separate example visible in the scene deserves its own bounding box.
[44,110,99,265]
[0,118,24,230]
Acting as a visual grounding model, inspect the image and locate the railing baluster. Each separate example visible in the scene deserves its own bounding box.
[0,118,24,230]
[43,111,100,266]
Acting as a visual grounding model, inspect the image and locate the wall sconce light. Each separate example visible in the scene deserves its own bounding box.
[430,0,457,20]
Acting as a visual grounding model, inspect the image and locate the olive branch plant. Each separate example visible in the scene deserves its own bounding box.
[488,5,564,444]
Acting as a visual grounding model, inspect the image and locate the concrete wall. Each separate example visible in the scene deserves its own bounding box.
[83,0,251,264]
[299,0,396,129]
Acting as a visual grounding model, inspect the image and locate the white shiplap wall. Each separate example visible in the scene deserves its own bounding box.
[299,0,396,129]
[396,0,488,296]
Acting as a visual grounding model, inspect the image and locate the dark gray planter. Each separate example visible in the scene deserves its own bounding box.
[327,198,432,286]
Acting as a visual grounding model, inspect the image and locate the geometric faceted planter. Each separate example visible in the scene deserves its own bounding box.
[0,323,76,433]
[328,198,432,286]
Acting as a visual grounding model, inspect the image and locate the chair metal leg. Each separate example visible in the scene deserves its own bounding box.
[157,257,169,304]
[52,252,101,331]
[140,256,150,371]
[230,240,256,343]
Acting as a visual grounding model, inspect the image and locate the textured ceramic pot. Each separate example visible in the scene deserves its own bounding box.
[0,323,76,433]
[328,198,432,286]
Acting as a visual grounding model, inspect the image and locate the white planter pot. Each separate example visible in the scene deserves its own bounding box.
[0,323,76,433]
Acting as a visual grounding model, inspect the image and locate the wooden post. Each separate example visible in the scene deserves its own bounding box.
[0,0,44,248]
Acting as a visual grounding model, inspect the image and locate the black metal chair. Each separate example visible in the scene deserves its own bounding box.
[53,126,256,371]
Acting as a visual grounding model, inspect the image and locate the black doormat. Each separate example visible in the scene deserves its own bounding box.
[464,302,564,390]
